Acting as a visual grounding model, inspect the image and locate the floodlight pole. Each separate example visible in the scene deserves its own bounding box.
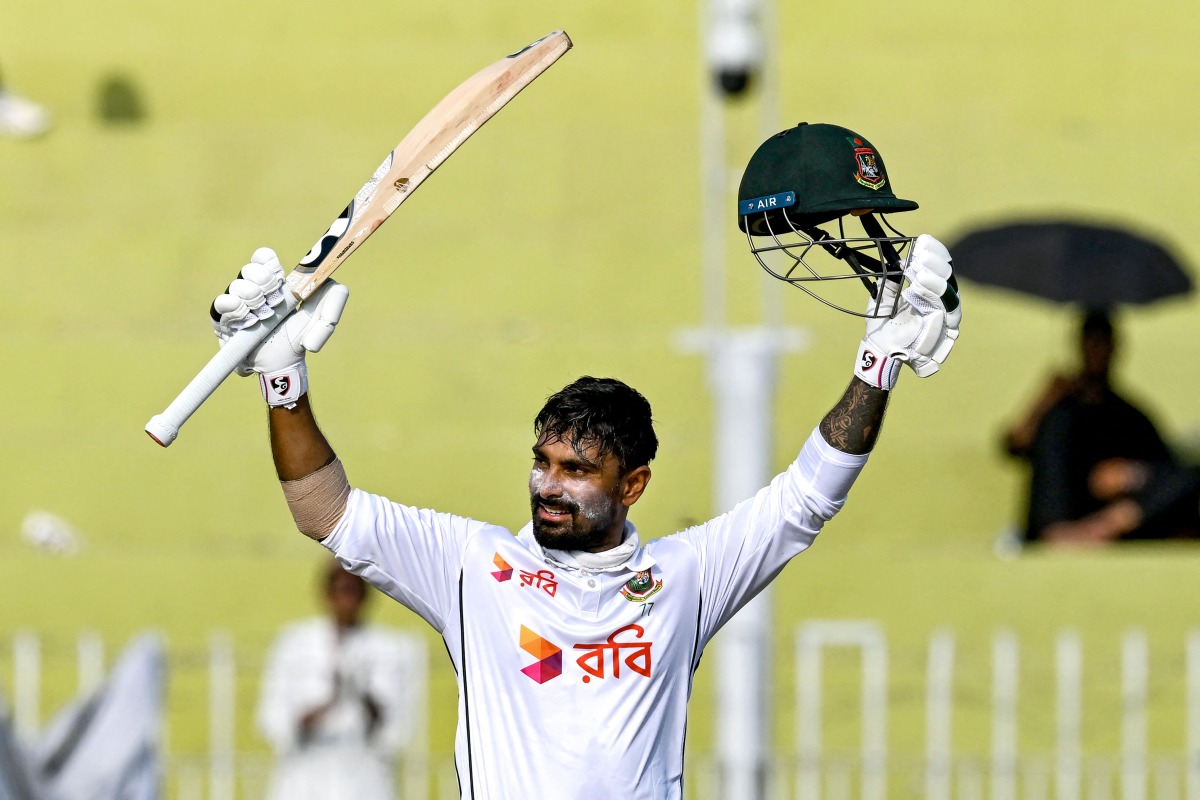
[680,1,802,797]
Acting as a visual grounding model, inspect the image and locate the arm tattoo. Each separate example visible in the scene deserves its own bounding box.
[819,378,890,455]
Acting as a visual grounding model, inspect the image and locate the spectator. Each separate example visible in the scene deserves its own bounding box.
[256,560,415,800]
[1005,309,1200,545]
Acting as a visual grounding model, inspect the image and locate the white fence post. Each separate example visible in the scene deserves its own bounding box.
[796,621,888,800]
[1186,629,1200,800]
[76,630,104,697]
[209,631,236,800]
[1057,629,1083,800]
[926,629,955,800]
[1122,628,1148,800]
[993,629,1020,800]
[13,630,40,740]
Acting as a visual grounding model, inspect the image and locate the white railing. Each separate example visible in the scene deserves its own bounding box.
[790,622,1200,800]
[9,625,1200,799]
[2,630,446,800]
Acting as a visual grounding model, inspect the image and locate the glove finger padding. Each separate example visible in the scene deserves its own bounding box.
[299,283,349,353]
[905,234,961,374]
[210,249,289,338]
[239,262,285,308]
[249,279,348,372]
[207,248,349,399]
[856,234,961,389]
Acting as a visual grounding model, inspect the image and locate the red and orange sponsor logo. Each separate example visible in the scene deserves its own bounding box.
[519,625,562,684]
[573,624,653,684]
[491,553,513,582]
[518,568,558,597]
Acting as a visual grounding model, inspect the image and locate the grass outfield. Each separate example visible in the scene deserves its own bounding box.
[3,0,1200,785]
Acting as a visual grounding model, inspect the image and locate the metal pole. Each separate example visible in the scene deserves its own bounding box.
[694,0,797,796]
[710,330,778,800]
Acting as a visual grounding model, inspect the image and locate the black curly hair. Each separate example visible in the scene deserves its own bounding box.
[533,377,658,473]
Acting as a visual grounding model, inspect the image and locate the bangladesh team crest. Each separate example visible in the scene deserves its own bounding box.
[853,146,886,190]
[620,568,663,602]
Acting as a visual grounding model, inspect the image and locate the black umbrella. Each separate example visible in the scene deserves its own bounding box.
[948,220,1193,306]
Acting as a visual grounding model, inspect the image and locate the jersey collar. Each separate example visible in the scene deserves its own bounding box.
[517,521,656,574]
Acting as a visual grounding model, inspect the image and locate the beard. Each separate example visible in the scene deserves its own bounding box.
[530,493,620,552]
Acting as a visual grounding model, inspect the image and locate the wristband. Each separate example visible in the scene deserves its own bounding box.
[259,363,308,408]
[854,340,901,391]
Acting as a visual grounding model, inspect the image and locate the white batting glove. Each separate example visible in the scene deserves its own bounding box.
[210,247,349,407]
[854,234,961,390]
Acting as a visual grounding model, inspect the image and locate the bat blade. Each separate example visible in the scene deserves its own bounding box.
[145,30,571,448]
[288,29,572,300]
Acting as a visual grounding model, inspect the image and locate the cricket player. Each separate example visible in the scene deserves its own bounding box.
[210,122,960,798]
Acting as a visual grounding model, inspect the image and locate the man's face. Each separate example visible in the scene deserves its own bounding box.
[1081,329,1115,379]
[529,432,627,552]
[326,570,368,628]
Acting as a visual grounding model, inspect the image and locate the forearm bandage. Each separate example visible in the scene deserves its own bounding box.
[281,458,351,540]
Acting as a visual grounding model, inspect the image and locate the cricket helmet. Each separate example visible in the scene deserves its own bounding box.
[738,122,919,317]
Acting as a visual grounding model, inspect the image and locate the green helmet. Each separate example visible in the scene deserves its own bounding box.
[736,123,920,317]
[738,122,917,232]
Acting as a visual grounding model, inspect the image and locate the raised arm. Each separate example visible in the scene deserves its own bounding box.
[270,397,336,480]
[819,378,889,455]
[818,234,961,455]
[208,247,351,537]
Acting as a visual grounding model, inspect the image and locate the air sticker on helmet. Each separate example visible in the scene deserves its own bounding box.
[853,147,886,190]
[739,191,796,216]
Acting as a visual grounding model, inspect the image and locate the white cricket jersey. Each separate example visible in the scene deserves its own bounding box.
[321,428,867,798]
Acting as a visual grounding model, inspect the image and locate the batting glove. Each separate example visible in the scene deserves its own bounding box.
[211,247,349,408]
[854,234,961,390]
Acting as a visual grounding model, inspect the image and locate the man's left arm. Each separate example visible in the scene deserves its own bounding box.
[683,234,961,642]
[827,233,961,453]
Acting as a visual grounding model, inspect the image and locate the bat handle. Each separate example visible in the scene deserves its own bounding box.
[145,296,299,447]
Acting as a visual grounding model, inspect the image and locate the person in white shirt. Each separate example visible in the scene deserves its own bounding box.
[209,122,960,798]
[256,560,414,800]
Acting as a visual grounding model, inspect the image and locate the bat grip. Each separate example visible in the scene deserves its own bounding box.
[145,296,298,447]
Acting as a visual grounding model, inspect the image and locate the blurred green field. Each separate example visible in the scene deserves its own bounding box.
[3,0,1200,790]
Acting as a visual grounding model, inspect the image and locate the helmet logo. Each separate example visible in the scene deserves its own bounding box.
[854,146,886,190]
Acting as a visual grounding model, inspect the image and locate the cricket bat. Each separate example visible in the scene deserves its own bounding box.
[146,30,572,447]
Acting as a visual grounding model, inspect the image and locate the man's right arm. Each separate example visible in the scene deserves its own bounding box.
[270,395,335,481]
[210,249,476,629]
[207,247,351,538]
[270,395,352,542]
